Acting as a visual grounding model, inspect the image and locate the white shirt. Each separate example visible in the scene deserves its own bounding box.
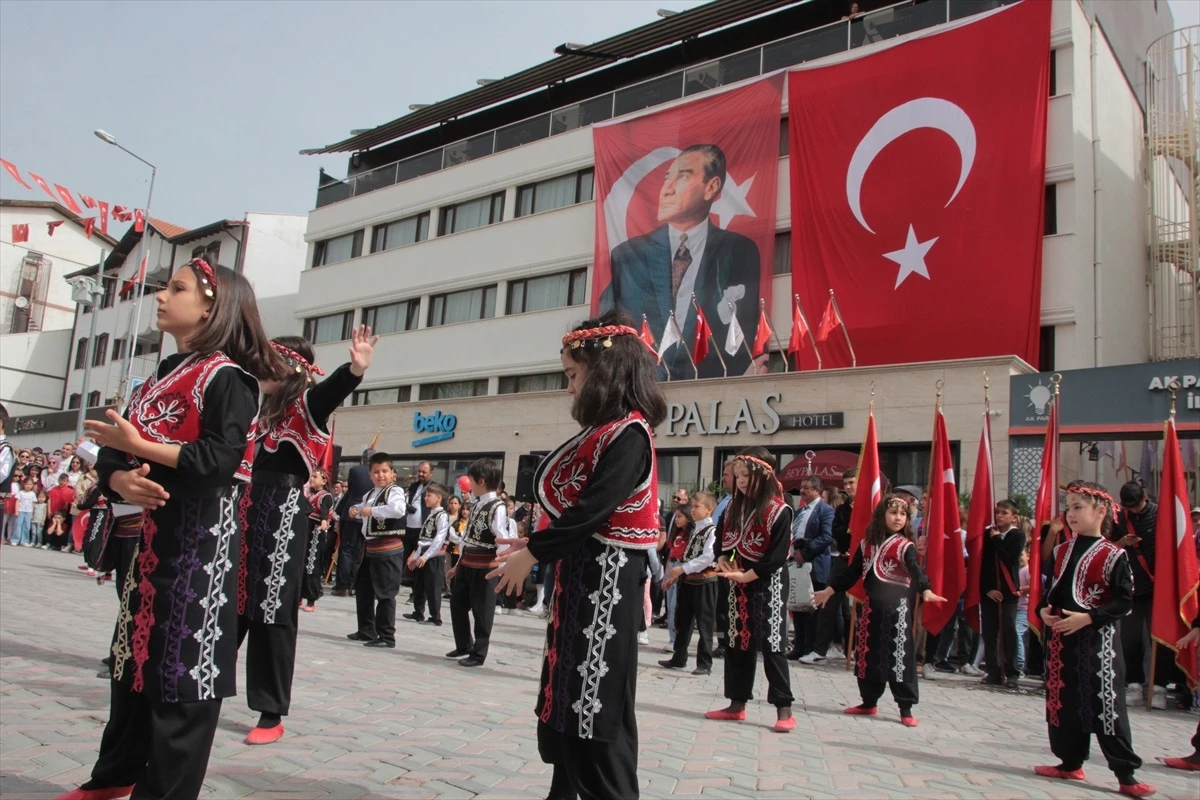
[681,517,717,575]
[15,489,36,514]
[0,436,13,486]
[669,219,710,323]
[354,484,407,537]
[792,501,814,543]
[415,509,450,561]
[406,481,427,528]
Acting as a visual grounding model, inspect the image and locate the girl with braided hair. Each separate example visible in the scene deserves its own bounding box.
[235,329,377,746]
[1034,480,1155,797]
[704,446,796,732]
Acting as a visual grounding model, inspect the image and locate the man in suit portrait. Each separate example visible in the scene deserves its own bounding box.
[601,144,761,379]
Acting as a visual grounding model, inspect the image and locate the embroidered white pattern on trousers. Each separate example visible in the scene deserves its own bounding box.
[1098,625,1119,735]
[892,597,909,682]
[572,545,626,739]
[261,488,301,623]
[726,580,739,642]
[110,544,141,680]
[190,494,236,699]
[305,525,321,573]
[766,570,784,652]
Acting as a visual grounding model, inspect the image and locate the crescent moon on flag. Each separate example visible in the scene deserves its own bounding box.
[845,97,976,235]
[603,146,681,249]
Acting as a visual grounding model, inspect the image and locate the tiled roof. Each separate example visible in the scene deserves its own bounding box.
[148,217,188,238]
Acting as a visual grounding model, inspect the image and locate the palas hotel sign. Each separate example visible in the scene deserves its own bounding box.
[663,393,843,437]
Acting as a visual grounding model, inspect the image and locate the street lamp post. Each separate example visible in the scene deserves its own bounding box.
[94,129,157,407]
[68,265,106,441]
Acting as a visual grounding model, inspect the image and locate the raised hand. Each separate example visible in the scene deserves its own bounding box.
[84,409,144,453]
[348,325,379,377]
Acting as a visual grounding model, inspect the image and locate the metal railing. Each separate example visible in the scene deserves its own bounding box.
[314,0,1015,209]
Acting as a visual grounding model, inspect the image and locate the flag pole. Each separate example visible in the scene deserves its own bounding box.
[829,289,856,368]
[678,310,699,379]
[730,301,756,368]
[764,298,788,373]
[794,294,823,371]
[845,381,877,671]
[693,294,726,378]
[646,313,670,383]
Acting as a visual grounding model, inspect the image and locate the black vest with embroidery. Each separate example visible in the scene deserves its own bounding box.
[683,522,718,584]
[463,498,503,552]
[368,484,405,534]
[420,508,447,543]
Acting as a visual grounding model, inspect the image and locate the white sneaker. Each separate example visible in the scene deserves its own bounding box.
[923,666,939,681]
[798,652,826,665]
[960,664,985,677]
[637,631,650,645]
[527,605,546,616]
[1151,686,1167,710]
[1125,682,1143,699]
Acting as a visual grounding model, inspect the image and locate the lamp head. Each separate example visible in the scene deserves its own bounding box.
[94,129,117,145]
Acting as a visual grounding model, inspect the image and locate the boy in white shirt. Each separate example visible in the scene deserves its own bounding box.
[346,453,407,648]
[406,482,450,626]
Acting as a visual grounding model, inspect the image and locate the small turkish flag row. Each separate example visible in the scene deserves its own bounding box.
[0,156,145,239]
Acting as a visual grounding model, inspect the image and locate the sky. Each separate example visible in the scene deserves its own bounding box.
[0,0,1196,232]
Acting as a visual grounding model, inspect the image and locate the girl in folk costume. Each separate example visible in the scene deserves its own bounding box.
[490,311,666,800]
[815,494,945,727]
[236,330,376,746]
[301,468,335,613]
[64,260,281,800]
[705,447,796,732]
[1034,482,1155,798]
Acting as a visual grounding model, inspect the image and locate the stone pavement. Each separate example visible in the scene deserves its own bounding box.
[1,545,1197,799]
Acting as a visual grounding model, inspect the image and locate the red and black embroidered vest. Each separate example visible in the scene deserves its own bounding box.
[306,489,331,522]
[260,393,329,478]
[723,497,788,563]
[126,352,253,478]
[863,534,915,588]
[1052,536,1127,610]
[535,413,659,550]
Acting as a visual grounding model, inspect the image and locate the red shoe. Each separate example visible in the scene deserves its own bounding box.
[704,708,746,721]
[1118,783,1156,798]
[244,723,284,745]
[1163,757,1200,771]
[55,787,135,800]
[773,716,796,733]
[900,715,918,727]
[843,705,878,716]
[302,605,316,613]
[1034,765,1086,781]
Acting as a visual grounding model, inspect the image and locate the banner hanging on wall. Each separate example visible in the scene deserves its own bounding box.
[593,74,783,380]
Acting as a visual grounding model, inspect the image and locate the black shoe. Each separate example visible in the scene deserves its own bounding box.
[421,619,443,626]
[1005,678,1020,690]
[346,632,373,642]
[459,656,485,667]
[402,612,424,622]
[100,655,113,668]
[332,589,348,597]
[692,667,712,676]
[364,640,394,648]
[933,661,957,674]
[96,669,111,679]
[658,659,686,670]
[786,650,803,661]
[713,645,726,659]
[980,676,1002,686]
[446,649,471,658]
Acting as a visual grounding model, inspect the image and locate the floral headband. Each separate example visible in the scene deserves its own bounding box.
[185,258,217,298]
[733,454,784,496]
[1066,485,1118,519]
[272,342,324,376]
[885,497,909,512]
[561,324,642,353]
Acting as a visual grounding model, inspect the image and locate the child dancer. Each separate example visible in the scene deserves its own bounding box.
[302,469,334,613]
[1163,616,1199,772]
[1034,481,1155,797]
[407,481,449,625]
[62,258,280,800]
[815,494,944,727]
[448,459,506,667]
[347,452,407,648]
[490,312,666,800]
[237,331,372,744]
[660,492,719,675]
[705,448,796,732]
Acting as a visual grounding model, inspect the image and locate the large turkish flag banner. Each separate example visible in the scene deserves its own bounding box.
[788,0,1051,369]
[594,75,782,379]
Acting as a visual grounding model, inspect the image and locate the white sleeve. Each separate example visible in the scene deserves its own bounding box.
[424,512,449,559]
[0,447,13,484]
[681,526,717,575]
[491,503,509,540]
[371,486,408,519]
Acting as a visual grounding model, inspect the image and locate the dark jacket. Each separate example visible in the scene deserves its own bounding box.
[979,525,1024,598]
[1117,500,1157,598]
[797,499,835,585]
[832,499,853,555]
[337,463,373,524]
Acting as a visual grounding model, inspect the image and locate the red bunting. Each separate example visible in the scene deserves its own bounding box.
[97,200,109,235]
[82,217,96,239]
[80,194,96,209]
[28,172,58,202]
[816,296,842,343]
[1,158,33,190]
[47,220,65,237]
[54,184,82,214]
[11,223,29,243]
[134,209,145,233]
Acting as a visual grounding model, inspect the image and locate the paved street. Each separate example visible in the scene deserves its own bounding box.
[1,545,1196,799]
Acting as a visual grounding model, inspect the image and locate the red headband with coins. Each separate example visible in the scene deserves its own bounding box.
[561,324,644,353]
[733,454,784,496]
[271,342,324,376]
[186,258,218,298]
[1065,484,1118,519]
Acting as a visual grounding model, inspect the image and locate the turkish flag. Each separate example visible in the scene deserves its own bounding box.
[787,299,807,357]
[82,217,96,239]
[28,172,58,202]
[47,220,65,237]
[1151,417,1199,690]
[593,74,783,380]
[12,223,29,243]
[922,408,966,635]
[815,295,841,343]
[963,410,995,634]
[120,255,148,297]
[54,184,82,214]
[321,418,336,477]
[693,304,711,366]
[80,194,97,209]
[752,306,772,358]
[788,0,1051,369]
[1028,387,1060,638]
[134,209,145,233]
[845,412,882,603]
[1,158,33,190]
[97,201,109,235]
[639,317,656,351]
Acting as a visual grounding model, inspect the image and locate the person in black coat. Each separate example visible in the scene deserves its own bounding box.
[980,499,1024,688]
[334,450,375,595]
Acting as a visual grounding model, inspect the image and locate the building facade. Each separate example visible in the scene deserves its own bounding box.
[295,0,1186,497]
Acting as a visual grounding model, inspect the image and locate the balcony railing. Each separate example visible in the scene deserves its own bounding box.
[314,0,1016,209]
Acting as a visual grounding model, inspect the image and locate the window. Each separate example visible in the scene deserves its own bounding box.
[363,300,419,335]
[87,390,101,407]
[304,311,354,344]
[516,170,594,217]
[68,393,82,410]
[111,337,126,362]
[134,339,160,357]
[370,213,430,253]
[779,118,789,157]
[1044,184,1057,235]
[74,338,88,370]
[92,334,109,367]
[351,386,412,406]
[613,72,683,117]
[507,269,587,314]
[100,277,115,309]
[1039,325,1056,372]
[428,285,496,326]
[1049,50,1057,96]
[419,379,488,401]
[498,372,567,394]
[312,231,363,267]
[192,241,221,266]
[773,232,792,275]
[657,451,701,499]
[438,193,505,235]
